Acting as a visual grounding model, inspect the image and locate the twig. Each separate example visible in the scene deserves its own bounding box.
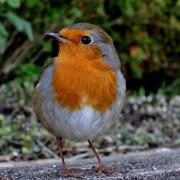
[36,140,59,159]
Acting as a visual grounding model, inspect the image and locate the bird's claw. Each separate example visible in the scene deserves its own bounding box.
[97,165,113,175]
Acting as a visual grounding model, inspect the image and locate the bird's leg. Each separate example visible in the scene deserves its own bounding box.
[88,140,112,175]
[57,137,67,171]
[56,137,83,177]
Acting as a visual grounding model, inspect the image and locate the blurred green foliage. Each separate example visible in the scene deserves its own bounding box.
[0,0,179,93]
[0,0,180,160]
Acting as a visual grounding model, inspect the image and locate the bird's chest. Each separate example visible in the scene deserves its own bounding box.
[52,61,117,112]
[34,63,125,141]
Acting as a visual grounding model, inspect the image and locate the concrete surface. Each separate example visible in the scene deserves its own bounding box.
[0,148,180,179]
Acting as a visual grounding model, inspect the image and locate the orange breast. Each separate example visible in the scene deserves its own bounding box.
[52,54,117,112]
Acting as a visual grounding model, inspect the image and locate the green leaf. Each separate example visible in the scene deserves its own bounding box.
[0,35,7,54]
[0,0,6,4]
[42,41,52,52]
[5,11,34,40]
[0,23,8,37]
[138,87,146,96]
[119,0,135,17]
[24,22,34,40]
[71,7,82,18]
[1,127,11,135]
[96,4,105,16]
[22,147,30,154]
[131,61,143,78]
[0,23,8,54]
[7,0,20,8]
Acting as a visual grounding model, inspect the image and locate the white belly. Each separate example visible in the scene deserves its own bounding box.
[40,103,117,141]
[33,64,126,141]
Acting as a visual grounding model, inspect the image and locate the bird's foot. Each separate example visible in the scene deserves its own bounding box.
[92,164,113,175]
[59,167,83,178]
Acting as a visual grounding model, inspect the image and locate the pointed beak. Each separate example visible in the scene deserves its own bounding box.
[45,32,69,43]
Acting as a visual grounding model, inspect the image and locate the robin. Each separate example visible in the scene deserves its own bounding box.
[33,23,126,177]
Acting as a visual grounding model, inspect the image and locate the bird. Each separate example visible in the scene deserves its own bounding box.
[33,23,126,177]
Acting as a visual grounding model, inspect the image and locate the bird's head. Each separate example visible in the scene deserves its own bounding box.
[46,23,120,70]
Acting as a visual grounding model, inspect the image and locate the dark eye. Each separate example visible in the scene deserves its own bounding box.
[81,36,92,44]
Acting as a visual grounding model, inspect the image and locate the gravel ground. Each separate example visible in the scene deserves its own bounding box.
[0,148,180,180]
